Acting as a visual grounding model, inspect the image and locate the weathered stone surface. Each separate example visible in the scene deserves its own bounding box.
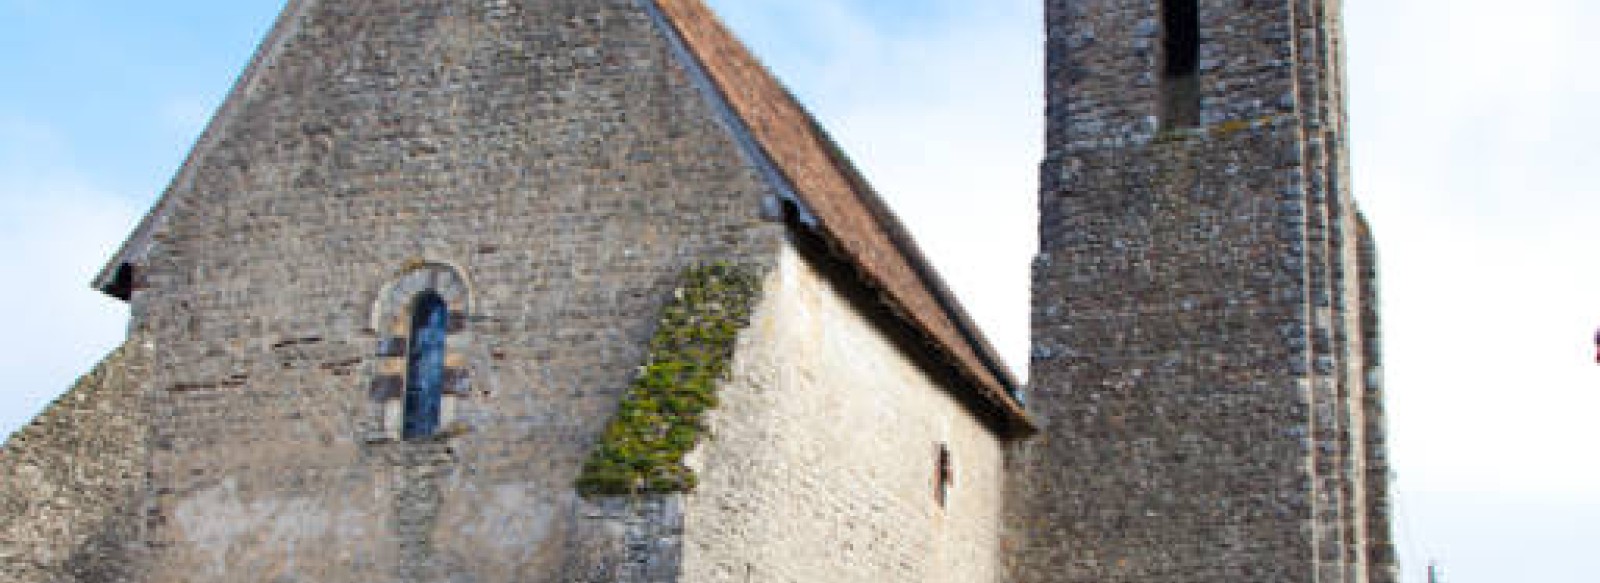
[1009,1,1397,582]
[0,340,150,582]
[681,240,1005,583]
[82,0,786,580]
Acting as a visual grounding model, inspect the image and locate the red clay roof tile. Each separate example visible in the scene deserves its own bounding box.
[652,0,1034,436]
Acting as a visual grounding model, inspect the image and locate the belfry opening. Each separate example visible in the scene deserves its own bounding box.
[1160,0,1201,128]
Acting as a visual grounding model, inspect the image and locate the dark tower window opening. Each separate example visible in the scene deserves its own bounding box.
[403,291,449,439]
[1160,0,1201,128]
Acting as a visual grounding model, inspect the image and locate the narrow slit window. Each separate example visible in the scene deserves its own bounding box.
[1160,0,1201,128]
[403,291,449,439]
[935,444,955,507]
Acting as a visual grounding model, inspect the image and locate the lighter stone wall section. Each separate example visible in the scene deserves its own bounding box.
[680,242,1005,583]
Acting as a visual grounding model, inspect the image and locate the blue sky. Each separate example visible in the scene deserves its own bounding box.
[1,2,280,187]
[2,1,1597,581]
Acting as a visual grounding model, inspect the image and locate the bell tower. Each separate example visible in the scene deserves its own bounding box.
[1008,0,1399,582]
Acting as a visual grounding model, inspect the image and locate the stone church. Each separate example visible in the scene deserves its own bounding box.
[0,0,1397,582]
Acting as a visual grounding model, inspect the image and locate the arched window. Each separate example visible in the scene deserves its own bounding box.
[365,262,473,443]
[1160,0,1201,128]
[403,291,449,439]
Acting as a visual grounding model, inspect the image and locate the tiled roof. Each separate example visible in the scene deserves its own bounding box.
[652,0,1034,436]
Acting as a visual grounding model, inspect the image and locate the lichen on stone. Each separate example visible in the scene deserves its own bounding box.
[576,262,762,497]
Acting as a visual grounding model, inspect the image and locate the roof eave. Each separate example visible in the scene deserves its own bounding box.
[646,0,1035,437]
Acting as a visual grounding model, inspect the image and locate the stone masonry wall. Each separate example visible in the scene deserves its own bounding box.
[1357,220,1400,583]
[1012,0,1394,582]
[1020,121,1319,583]
[114,0,786,580]
[680,240,1006,583]
[1,340,151,582]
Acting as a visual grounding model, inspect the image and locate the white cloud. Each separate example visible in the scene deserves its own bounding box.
[1348,0,1600,495]
[0,116,140,438]
[708,0,1043,370]
[1344,0,1600,576]
[1380,219,1600,494]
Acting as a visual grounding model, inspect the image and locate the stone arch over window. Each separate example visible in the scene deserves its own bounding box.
[1159,0,1201,128]
[367,262,473,442]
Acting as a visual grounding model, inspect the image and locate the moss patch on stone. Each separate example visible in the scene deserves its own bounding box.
[576,263,763,497]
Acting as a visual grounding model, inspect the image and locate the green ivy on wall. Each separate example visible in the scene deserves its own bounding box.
[576,263,763,497]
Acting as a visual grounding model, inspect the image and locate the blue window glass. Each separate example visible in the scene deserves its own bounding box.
[403,292,448,439]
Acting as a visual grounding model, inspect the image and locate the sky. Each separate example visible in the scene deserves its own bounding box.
[1,0,1597,581]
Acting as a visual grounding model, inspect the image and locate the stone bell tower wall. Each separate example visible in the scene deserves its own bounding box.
[1009,0,1395,581]
[107,0,788,580]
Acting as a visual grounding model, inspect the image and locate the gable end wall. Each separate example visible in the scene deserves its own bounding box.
[103,0,790,580]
